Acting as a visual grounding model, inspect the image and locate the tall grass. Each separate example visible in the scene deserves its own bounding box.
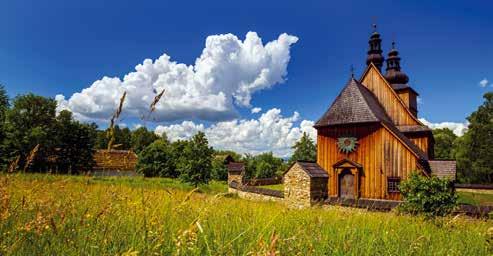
[0,173,491,255]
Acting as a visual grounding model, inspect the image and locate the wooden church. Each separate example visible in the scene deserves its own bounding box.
[312,26,456,201]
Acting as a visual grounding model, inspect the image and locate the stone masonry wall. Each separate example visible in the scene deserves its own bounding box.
[284,163,311,208]
[310,177,329,202]
[228,173,244,186]
[228,187,284,202]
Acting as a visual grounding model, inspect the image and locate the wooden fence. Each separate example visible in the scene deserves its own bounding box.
[455,184,493,190]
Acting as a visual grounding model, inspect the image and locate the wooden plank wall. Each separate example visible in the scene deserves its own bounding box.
[409,137,429,156]
[317,124,420,200]
[361,67,419,126]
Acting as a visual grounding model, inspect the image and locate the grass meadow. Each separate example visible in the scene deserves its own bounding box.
[1,173,492,255]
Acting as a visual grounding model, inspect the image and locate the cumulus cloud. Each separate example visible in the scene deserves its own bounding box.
[419,118,468,136]
[56,32,298,123]
[155,108,316,157]
[251,107,262,113]
[479,78,489,87]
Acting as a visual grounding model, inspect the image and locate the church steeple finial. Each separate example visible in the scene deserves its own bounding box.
[366,24,385,71]
[384,41,409,85]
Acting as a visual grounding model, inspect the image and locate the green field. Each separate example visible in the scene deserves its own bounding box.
[1,174,492,255]
[458,190,493,206]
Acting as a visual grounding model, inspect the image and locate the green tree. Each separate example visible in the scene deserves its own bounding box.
[432,128,457,160]
[2,94,57,171]
[131,126,160,153]
[289,132,316,164]
[211,157,228,181]
[0,85,9,169]
[455,92,493,184]
[453,133,473,183]
[116,126,132,150]
[95,125,132,150]
[244,152,286,179]
[399,172,457,217]
[53,110,97,173]
[136,138,177,177]
[177,132,213,186]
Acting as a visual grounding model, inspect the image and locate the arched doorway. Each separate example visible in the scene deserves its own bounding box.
[339,168,355,199]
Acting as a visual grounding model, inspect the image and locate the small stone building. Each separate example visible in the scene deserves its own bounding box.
[227,162,245,186]
[284,161,329,208]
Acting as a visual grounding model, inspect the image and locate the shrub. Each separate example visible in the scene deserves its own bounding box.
[399,172,457,217]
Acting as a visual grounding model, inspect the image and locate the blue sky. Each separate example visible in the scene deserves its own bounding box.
[0,0,491,155]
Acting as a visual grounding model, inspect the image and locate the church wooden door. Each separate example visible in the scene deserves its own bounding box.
[339,169,355,199]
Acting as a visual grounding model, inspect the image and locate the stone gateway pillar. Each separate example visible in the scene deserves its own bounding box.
[227,162,245,186]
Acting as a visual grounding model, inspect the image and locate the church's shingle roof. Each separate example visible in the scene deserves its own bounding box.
[314,78,429,162]
[314,78,392,127]
[397,125,432,133]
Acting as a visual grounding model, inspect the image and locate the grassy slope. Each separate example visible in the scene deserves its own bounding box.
[257,183,284,191]
[1,174,492,255]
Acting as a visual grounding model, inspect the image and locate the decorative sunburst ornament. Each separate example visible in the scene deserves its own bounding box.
[337,137,359,154]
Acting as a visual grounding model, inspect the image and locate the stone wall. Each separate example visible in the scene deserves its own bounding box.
[310,177,329,201]
[228,173,244,186]
[228,183,284,202]
[284,163,311,208]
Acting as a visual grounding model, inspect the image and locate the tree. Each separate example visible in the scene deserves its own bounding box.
[244,152,286,179]
[454,92,493,184]
[433,128,457,160]
[136,138,177,177]
[0,85,8,169]
[131,127,159,153]
[289,132,316,164]
[177,132,213,186]
[95,125,132,150]
[399,172,457,217]
[53,110,97,173]
[211,157,228,181]
[2,94,57,171]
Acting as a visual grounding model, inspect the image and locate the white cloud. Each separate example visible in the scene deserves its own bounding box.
[251,107,262,113]
[479,78,489,88]
[155,108,316,158]
[417,96,423,105]
[419,118,468,136]
[131,124,143,130]
[56,32,298,123]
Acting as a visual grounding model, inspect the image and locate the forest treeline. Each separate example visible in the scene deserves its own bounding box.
[0,85,317,186]
[0,84,492,184]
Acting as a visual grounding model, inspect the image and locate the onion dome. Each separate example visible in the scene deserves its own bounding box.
[385,41,409,84]
[366,24,385,71]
